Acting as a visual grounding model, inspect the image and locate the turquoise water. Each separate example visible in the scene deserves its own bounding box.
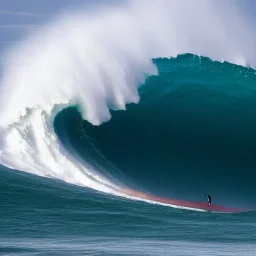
[1,55,256,255]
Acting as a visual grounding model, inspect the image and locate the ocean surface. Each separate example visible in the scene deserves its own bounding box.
[1,54,256,255]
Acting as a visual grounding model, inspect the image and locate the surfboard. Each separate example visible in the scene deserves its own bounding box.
[122,189,250,213]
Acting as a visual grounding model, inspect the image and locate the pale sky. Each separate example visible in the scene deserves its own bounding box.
[0,0,127,69]
[0,0,125,50]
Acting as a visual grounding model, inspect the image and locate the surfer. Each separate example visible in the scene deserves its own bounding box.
[205,194,211,206]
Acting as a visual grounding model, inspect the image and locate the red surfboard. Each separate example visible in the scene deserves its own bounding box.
[122,189,250,213]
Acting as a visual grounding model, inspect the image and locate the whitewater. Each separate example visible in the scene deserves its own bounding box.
[0,0,256,201]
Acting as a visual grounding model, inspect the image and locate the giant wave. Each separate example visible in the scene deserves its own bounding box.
[0,0,256,207]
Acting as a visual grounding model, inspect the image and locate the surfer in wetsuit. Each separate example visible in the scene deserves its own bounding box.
[206,194,211,206]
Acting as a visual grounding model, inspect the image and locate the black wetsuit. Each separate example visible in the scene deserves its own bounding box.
[207,195,212,206]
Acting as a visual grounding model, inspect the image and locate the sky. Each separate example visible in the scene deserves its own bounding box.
[0,0,119,67]
[0,0,125,53]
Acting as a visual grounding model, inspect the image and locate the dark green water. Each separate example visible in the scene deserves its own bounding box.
[1,55,256,255]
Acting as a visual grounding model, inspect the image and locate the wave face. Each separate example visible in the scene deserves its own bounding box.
[0,1,256,208]
[54,55,256,208]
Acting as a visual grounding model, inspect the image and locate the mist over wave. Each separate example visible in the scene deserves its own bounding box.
[0,0,255,199]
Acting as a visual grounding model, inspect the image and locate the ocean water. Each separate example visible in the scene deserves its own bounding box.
[1,1,256,255]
